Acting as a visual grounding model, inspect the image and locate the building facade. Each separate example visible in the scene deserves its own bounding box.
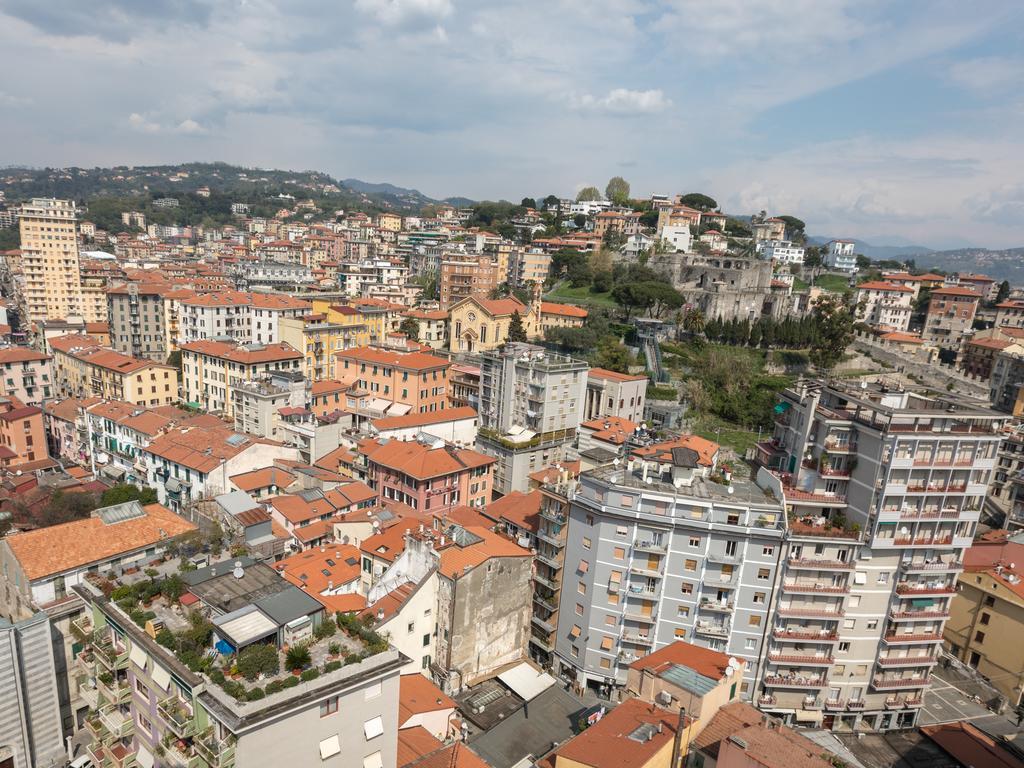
[17,198,85,327]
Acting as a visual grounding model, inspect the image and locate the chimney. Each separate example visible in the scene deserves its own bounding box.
[377,608,384,620]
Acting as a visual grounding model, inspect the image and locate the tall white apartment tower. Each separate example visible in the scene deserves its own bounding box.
[17,198,84,327]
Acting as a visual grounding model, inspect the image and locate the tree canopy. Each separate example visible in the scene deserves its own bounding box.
[996,280,1010,303]
[101,484,158,507]
[809,294,856,370]
[678,193,717,211]
[575,186,602,202]
[506,311,528,342]
[520,197,537,210]
[605,177,630,205]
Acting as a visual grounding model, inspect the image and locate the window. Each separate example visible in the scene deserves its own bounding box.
[578,559,589,573]
[578,582,586,595]
[981,612,990,625]
[757,568,770,580]
[605,614,616,626]
[582,537,592,550]
[975,631,986,643]
[407,622,415,634]
[320,696,339,717]
[745,638,757,650]
[609,570,622,585]
[748,615,762,627]
[685,559,697,572]
[838,642,850,652]
[762,546,774,556]
[319,736,341,760]
[681,582,693,595]
[363,752,384,768]
[678,606,689,617]
[674,628,686,638]
[615,525,628,536]
[689,536,701,547]
[570,625,581,638]
[866,620,878,630]
[423,634,431,647]
[576,603,584,616]
[753,592,765,604]
[984,595,995,607]
[608,592,620,605]
[363,716,384,740]
[600,636,614,650]
[877,572,889,584]
[134,678,150,698]
[613,547,625,560]
[599,658,611,669]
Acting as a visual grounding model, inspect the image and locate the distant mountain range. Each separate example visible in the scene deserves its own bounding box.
[808,236,933,260]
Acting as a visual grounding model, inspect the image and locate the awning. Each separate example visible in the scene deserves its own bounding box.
[135,745,155,768]
[363,753,384,768]
[101,464,126,479]
[129,643,148,672]
[911,598,935,607]
[151,664,171,692]
[795,709,823,724]
[774,402,792,414]
[498,662,557,702]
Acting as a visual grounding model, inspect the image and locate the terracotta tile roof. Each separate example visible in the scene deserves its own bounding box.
[963,536,1024,602]
[931,286,981,298]
[47,334,100,354]
[324,481,377,508]
[0,347,50,363]
[588,368,647,382]
[632,435,719,467]
[248,293,312,310]
[581,416,639,445]
[967,337,1013,350]
[529,461,582,485]
[435,505,491,529]
[549,697,677,768]
[878,331,925,344]
[400,739,490,768]
[398,727,443,767]
[921,721,1024,768]
[363,439,495,480]
[692,701,763,758]
[80,348,162,374]
[629,639,733,680]
[335,346,451,371]
[483,490,542,533]
[230,467,296,493]
[856,281,914,293]
[402,309,448,321]
[473,297,527,317]
[181,340,302,364]
[42,398,101,422]
[120,411,176,436]
[540,302,588,318]
[361,581,417,624]
[3,503,196,580]
[179,290,252,307]
[438,527,531,578]
[361,521,419,563]
[267,493,337,525]
[311,379,349,395]
[372,406,477,431]
[317,592,367,613]
[145,425,275,473]
[722,722,834,768]
[274,543,362,593]
[399,674,456,724]
[234,508,270,526]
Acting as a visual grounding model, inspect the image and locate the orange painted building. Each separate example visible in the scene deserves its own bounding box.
[0,396,48,468]
[335,346,451,414]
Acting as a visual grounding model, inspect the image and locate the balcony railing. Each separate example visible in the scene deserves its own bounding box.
[87,742,138,768]
[877,655,938,667]
[872,676,930,690]
[99,705,135,739]
[628,564,664,578]
[767,653,835,666]
[70,615,96,643]
[194,729,237,768]
[782,582,850,595]
[94,638,129,671]
[758,695,777,707]
[895,583,956,596]
[884,632,943,644]
[157,697,198,738]
[846,700,866,710]
[693,623,729,638]
[825,699,844,710]
[890,609,950,621]
[621,632,654,646]
[699,599,734,614]
[623,610,657,624]
[163,741,205,768]
[633,540,667,554]
[777,606,844,619]
[787,558,854,571]
[900,560,963,573]
[773,628,839,642]
[98,675,132,705]
[763,676,827,689]
[892,536,954,547]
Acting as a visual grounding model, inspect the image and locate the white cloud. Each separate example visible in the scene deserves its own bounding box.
[176,118,205,134]
[354,0,453,26]
[571,88,671,114]
[949,56,1024,94]
[127,112,161,133]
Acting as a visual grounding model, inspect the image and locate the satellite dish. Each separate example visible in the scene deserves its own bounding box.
[613,458,620,467]
[674,478,684,489]
[727,486,734,495]
[641,423,648,430]
[861,381,868,389]
[645,477,653,484]
[232,561,244,579]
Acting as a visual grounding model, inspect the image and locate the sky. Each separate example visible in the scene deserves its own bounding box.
[2,0,1024,249]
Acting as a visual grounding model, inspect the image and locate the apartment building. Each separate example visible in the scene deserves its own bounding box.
[476,343,588,495]
[335,346,451,415]
[279,314,369,381]
[107,282,174,361]
[398,309,448,350]
[17,198,85,327]
[525,476,574,668]
[85,400,186,486]
[361,436,495,513]
[757,240,805,265]
[0,347,53,405]
[49,335,179,407]
[0,397,48,469]
[439,255,500,310]
[825,240,858,273]
[554,451,786,699]
[539,302,588,335]
[584,368,648,423]
[180,340,302,416]
[68,567,404,768]
[231,370,306,440]
[855,282,914,331]
[922,287,981,347]
[995,300,1024,330]
[510,249,551,288]
[945,534,1024,707]
[756,379,1005,730]
[989,347,1024,416]
[449,297,539,355]
[178,291,311,346]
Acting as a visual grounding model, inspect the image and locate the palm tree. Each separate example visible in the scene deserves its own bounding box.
[683,307,706,337]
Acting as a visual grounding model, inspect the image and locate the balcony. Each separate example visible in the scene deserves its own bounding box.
[846,700,866,710]
[787,558,854,571]
[621,632,654,646]
[84,713,108,742]
[823,438,856,453]
[99,705,135,739]
[94,638,129,671]
[776,606,844,620]
[157,697,198,738]
[763,676,827,689]
[628,563,664,579]
[76,648,97,675]
[87,742,137,768]
[78,679,100,709]
[783,487,848,506]
[539,508,567,525]
[884,696,904,710]
[699,599,734,614]
[97,674,132,704]
[767,653,835,666]
[633,540,667,555]
[194,729,237,768]
[536,553,562,571]
[531,615,555,634]
[890,609,950,621]
[758,695,778,707]
[884,632,943,644]
[624,609,657,624]
[529,633,554,653]
[877,654,938,667]
[533,572,558,590]
[693,623,729,639]
[872,676,930,690]
[891,536,955,548]
[703,573,737,589]
[900,560,963,573]
[536,530,564,548]
[163,741,205,768]
[70,615,96,643]
[782,582,850,595]
[533,594,558,613]
[773,628,839,642]
[825,699,844,710]
[895,583,956,596]
[707,551,741,565]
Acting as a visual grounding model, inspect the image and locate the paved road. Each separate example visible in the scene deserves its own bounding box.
[919,668,1024,739]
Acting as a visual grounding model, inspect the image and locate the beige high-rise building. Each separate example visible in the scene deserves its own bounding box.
[18,198,85,327]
